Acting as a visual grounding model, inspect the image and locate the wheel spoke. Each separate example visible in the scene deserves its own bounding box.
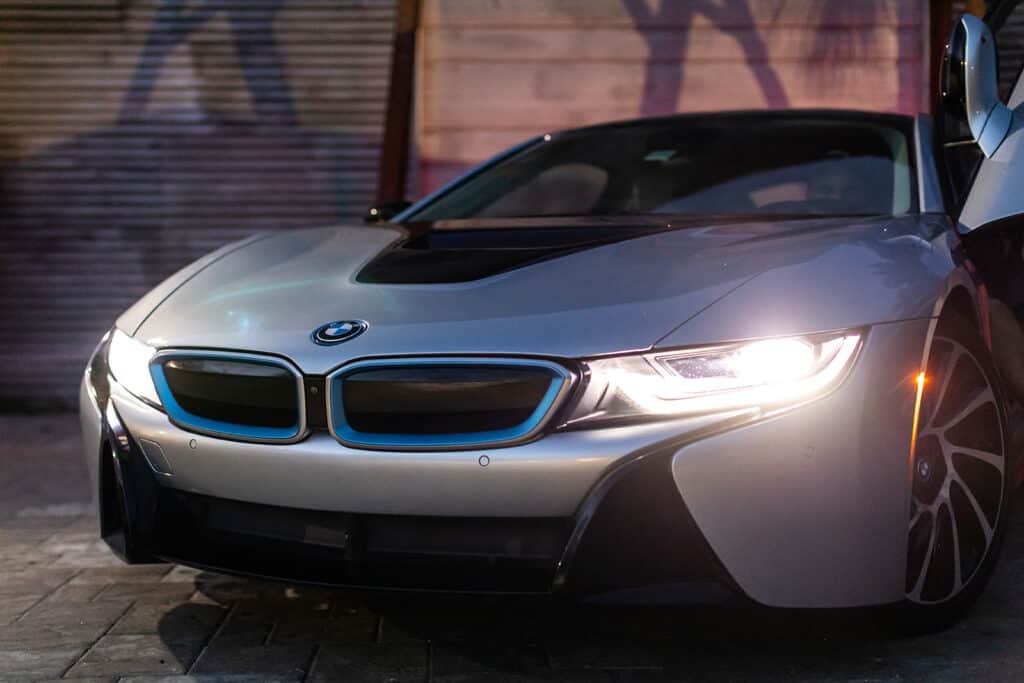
[909,516,937,601]
[947,500,964,593]
[927,342,962,427]
[950,473,994,544]
[937,386,995,432]
[909,505,923,529]
[948,444,1004,471]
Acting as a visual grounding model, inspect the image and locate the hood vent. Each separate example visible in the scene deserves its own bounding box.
[356,224,669,284]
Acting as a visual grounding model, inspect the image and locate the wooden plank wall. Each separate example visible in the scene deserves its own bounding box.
[415,0,930,193]
[0,0,396,409]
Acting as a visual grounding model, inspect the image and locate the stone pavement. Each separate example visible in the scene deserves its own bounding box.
[5,415,1024,682]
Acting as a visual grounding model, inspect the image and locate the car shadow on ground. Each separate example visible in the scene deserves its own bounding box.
[8,415,1020,680]
[164,577,892,680]
[154,492,1024,681]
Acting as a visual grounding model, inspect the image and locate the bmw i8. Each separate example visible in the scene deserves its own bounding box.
[80,11,1024,628]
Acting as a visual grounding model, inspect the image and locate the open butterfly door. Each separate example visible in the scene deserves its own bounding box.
[940,8,1024,231]
[940,4,1024,485]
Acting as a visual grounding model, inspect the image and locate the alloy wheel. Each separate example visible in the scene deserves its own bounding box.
[905,334,1005,604]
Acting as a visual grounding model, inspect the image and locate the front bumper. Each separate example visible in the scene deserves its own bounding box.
[80,319,930,607]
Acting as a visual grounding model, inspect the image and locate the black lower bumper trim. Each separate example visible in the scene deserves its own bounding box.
[560,450,746,605]
[152,488,570,593]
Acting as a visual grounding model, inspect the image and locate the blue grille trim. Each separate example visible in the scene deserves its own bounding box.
[326,357,574,451]
[149,352,306,444]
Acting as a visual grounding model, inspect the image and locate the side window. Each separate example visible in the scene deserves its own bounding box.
[993,0,1024,102]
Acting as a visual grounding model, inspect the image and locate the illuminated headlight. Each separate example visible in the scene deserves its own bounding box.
[571,332,863,424]
[107,328,161,406]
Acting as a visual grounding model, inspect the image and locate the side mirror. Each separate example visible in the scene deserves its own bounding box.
[943,14,1012,157]
[364,199,412,224]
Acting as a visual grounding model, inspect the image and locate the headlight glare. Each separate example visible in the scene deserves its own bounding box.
[107,328,160,406]
[573,332,862,424]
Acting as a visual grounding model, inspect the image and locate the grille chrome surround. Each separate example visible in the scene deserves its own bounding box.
[149,350,307,444]
[326,357,575,451]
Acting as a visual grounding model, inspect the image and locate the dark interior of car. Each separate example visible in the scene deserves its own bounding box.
[963,219,1024,410]
[412,114,916,221]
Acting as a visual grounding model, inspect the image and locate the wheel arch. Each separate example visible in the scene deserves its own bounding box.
[940,285,981,330]
[919,272,989,385]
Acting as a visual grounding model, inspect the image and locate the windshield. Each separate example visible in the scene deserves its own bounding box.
[409,113,917,221]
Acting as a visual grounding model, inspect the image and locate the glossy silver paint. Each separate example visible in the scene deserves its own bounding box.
[673,320,930,607]
[959,15,1024,230]
[961,112,1024,231]
[959,15,1012,157]
[127,214,956,373]
[81,109,1015,608]
[79,373,104,503]
[101,316,928,608]
[108,379,754,518]
[117,233,270,335]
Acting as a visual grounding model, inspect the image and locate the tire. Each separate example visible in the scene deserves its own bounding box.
[880,311,1012,634]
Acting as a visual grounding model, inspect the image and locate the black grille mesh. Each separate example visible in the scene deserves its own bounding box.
[161,358,299,429]
[340,364,557,435]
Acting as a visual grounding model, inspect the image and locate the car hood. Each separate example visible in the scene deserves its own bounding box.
[129,214,954,374]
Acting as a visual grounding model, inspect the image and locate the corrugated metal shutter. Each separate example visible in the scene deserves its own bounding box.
[0,0,397,409]
[996,4,1024,100]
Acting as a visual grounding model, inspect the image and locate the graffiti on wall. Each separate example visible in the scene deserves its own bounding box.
[622,0,788,115]
[0,0,393,407]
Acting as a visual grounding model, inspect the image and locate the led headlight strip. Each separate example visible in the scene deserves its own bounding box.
[107,328,161,406]
[572,331,863,425]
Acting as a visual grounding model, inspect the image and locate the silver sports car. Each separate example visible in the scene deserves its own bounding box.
[80,13,1024,628]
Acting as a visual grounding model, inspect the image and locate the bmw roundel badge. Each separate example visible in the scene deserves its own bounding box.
[312,320,368,345]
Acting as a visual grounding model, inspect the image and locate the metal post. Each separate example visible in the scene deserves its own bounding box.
[376,0,421,204]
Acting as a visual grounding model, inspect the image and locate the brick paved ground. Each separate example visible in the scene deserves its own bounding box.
[4,415,1024,682]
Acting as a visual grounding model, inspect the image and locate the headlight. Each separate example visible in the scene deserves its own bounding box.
[569,331,863,425]
[107,328,160,406]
